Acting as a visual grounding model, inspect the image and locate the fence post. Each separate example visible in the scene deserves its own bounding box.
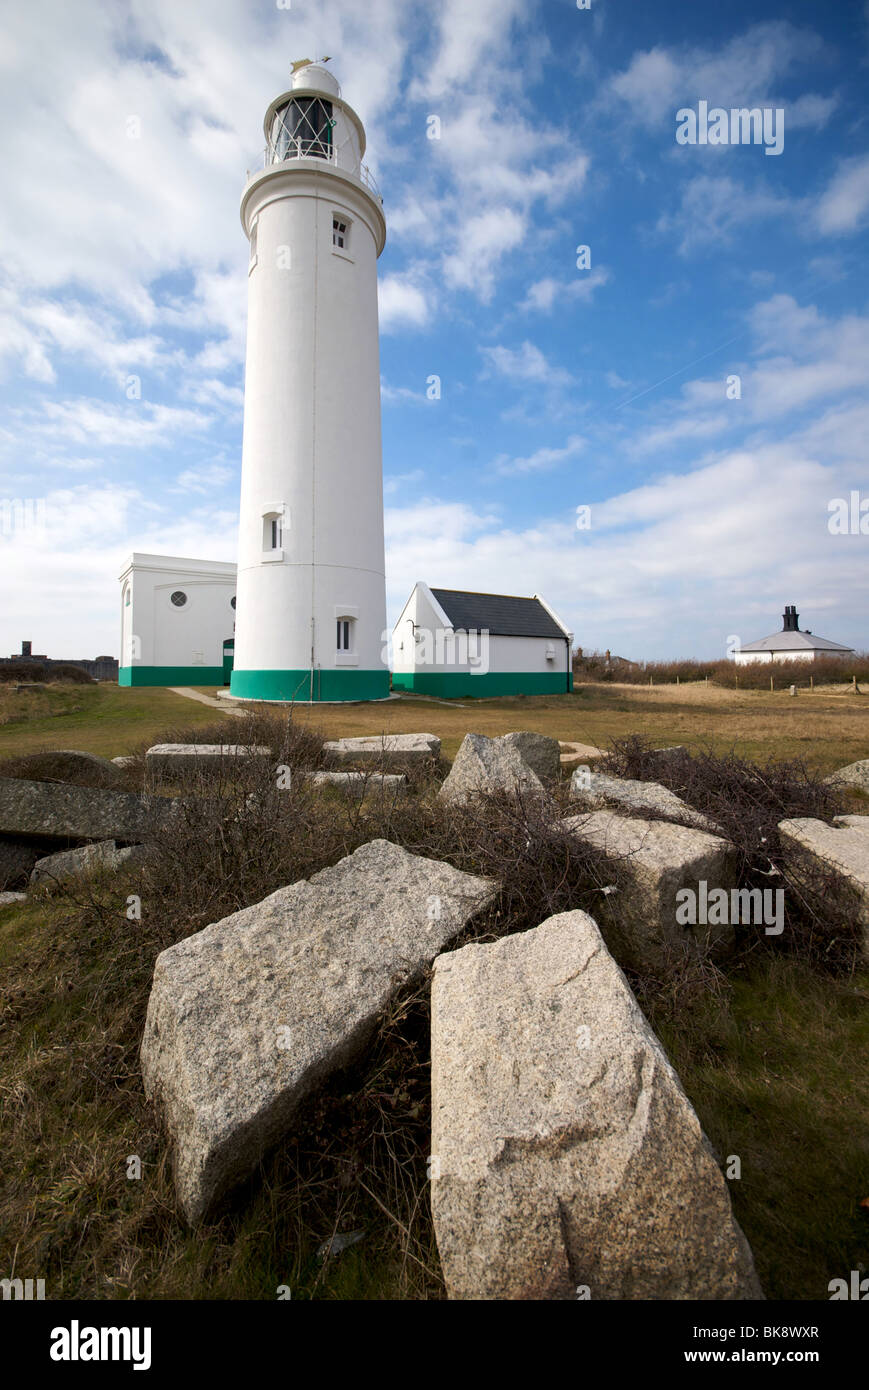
[770,676,774,692]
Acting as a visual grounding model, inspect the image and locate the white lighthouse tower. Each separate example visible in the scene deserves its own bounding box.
[230,61,389,702]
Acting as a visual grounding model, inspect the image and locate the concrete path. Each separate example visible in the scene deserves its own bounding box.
[168,687,244,714]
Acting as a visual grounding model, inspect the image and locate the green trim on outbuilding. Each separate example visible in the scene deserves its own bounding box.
[390,671,572,698]
[119,666,225,686]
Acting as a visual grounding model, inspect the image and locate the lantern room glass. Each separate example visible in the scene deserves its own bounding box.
[269,98,334,162]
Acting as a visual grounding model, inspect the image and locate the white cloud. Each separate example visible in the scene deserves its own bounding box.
[0,480,236,657]
[481,340,570,386]
[609,22,834,133]
[409,0,531,100]
[172,462,236,494]
[815,155,869,235]
[442,207,527,302]
[519,268,610,313]
[385,430,868,661]
[378,274,431,332]
[495,434,586,476]
[658,174,795,254]
[19,398,212,448]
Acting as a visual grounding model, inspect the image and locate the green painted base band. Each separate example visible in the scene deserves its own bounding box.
[119,666,225,686]
[391,671,573,698]
[230,668,391,702]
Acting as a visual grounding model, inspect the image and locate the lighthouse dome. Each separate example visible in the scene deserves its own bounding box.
[291,62,340,97]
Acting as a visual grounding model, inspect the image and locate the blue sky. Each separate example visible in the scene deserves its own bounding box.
[1,0,868,661]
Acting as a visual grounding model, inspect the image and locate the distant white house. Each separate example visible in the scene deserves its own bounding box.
[391,583,573,698]
[119,554,238,687]
[734,605,854,665]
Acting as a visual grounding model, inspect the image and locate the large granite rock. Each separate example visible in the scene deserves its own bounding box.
[825,759,869,793]
[500,732,561,783]
[569,770,719,833]
[559,810,738,961]
[833,815,869,833]
[304,770,408,795]
[430,911,763,1300]
[778,817,869,956]
[322,733,440,767]
[146,744,272,777]
[141,838,497,1224]
[0,749,127,789]
[0,777,171,844]
[559,742,606,771]
[0,892,27,907]
[30,840,144,885]
[439,733,545,806]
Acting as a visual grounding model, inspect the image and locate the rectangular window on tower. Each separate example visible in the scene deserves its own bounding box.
[336,619,351,652]
[332,216,348,250]
[262,509,285,561]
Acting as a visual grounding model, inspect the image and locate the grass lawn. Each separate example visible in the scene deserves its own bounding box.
[1,678,868,769]
[0,683,229,759]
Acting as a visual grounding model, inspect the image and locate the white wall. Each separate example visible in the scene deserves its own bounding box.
[119,554,237,670]
[734,648,843,665]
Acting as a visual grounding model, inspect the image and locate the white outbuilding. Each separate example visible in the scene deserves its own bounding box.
[391,583,573,698]
[119,554,238,686]
[734,605,854,665]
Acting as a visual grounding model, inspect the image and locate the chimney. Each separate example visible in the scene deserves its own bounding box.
[782,606,800,633]
[21,640,31,657]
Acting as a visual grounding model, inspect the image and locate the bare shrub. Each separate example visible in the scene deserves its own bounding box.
[601,736,862,972]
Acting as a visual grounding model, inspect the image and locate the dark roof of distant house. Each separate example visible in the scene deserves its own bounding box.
[429,588,568,638]
[739,631,854,653]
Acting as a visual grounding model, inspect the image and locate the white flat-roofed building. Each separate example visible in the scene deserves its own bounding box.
[118,554,238,687]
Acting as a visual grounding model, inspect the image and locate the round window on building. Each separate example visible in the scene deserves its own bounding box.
[230,596,236,610]
[170,590,187,608]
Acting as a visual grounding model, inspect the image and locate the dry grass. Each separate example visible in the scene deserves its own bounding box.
[1,678,867,772]
[209,680,869,770]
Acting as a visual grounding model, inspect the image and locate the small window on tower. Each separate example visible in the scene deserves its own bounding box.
[336,619,351,652]
[262,508,286,559]
[332,217,348,250]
